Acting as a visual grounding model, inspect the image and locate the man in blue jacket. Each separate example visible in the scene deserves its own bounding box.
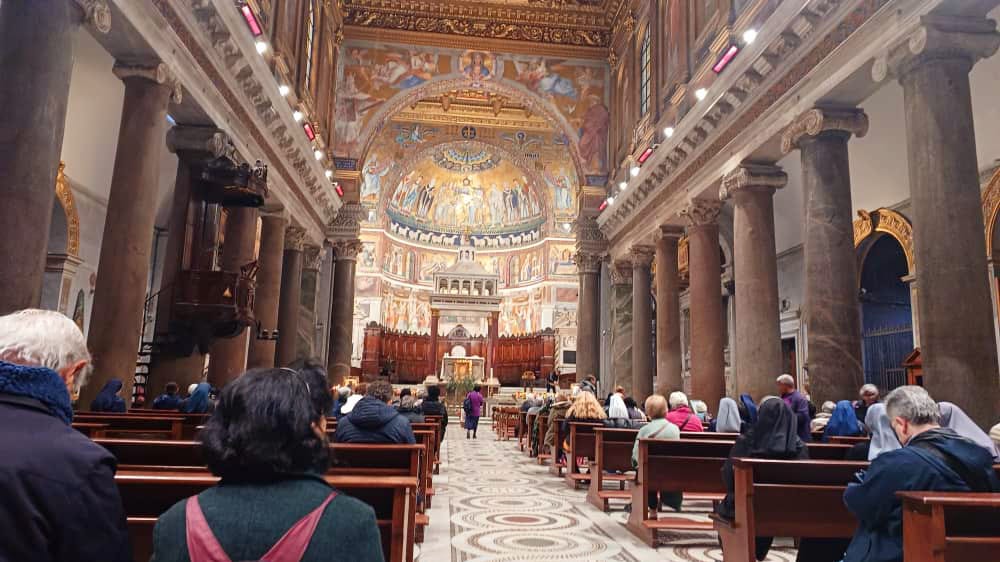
[843,385,1000,562]
[334,379,416,444]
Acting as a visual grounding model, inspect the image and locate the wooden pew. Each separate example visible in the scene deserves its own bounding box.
[517,411,528,451]
[116,470,417,562]
[829,435,870,445]
[525,412,538,456]
[681,431,741,440]
[898,491,1000,562]
[494,407,519,440]
[74,414,185,440]
[587,428,638,511]
[710,458,867,562]
[72,422,107,438]
[564,422,604,488]
[411,422,441,475]
[546,418,570,475]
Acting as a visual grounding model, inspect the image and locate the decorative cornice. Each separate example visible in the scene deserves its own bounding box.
[112,62,183,104]
[679,199,722,227]
[327,202,364,240]
[780,107,869,154]
[719,163,788,200]
[73,0,112,34]
[303,244,324,271]
[284,226,307,252]
[873,14,1000,83]
[342,0,610,48]
[332,238,364,261]
[629,245,655,269]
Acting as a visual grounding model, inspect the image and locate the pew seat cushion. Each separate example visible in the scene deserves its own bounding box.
[151,473,384,562]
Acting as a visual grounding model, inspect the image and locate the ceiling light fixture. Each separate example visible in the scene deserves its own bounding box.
[630,166,640,177]
[664,127,675,138]
[325,169,333,179]
[314,149,324,161]
[743,28,758,44]
[278,84,290,97]
[607,196,615,206]
[695,88,708,101]
[619,181,627,191]
[255,41,268,55]
[292,110,303,122]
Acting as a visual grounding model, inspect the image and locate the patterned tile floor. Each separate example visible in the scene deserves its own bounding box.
[418,424,798,562]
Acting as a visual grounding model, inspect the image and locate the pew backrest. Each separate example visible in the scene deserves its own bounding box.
[594,428,640,473]
[898,491,1000,562]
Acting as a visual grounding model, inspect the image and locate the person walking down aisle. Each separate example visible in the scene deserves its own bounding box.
[464,384,485,439]
[0,309,131,562]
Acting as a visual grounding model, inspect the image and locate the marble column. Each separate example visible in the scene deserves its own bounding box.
[206,207,260,387]
[429,310,440,376]
[721,163,787,402]
[631,246,655,401]
[681,200,726,412]
[877,16,1000,425]
[575,251,603,382]
[610,259,634,397]
[781,108,868,404]
[81,63,179,409]
[299,244,324,359]
[246,214,288,368]
[0,0,108,315]
[275,227,306,367]
[327,239,362,385]
[655,226,684,396]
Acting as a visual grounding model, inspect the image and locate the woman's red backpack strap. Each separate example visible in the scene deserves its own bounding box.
[185,492,338,562]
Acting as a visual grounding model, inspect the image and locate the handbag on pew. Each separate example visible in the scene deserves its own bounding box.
[184,492,337,562]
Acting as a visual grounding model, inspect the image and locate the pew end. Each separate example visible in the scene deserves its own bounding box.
[898,491,1000,562]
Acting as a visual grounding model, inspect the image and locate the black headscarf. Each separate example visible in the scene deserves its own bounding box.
[746,397,803,458]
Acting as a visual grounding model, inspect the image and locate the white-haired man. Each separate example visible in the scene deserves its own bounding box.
[842,386,1000,562]
[776,374,811,442]
[0,309,130,562]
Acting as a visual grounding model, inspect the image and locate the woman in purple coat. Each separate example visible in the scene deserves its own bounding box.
[464,385,485,439]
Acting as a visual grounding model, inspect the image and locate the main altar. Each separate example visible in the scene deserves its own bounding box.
[440,354,486,382]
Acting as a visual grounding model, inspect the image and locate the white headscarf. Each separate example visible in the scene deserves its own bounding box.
[939,402,1000,461]
[341,393,364,414]
[866,403,901,460]
[608,394,628,419]
[716,397,742,433]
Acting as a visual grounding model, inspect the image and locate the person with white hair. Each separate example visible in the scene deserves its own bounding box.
[853,383,880,424]
[0,309,131,561]
[665,391,703,432]
[776,374,811,442]
[842,386,1000,562]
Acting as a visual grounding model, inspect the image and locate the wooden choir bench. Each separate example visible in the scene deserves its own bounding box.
[116,469,418,562]
[898,491,1000,562]
[710,458,867,562]
[586,427,639,511]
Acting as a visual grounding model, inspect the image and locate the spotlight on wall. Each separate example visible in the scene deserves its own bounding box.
[743,28,759,44]
[255,41,268,55]
[618,181,628,191]
[630,166,640,177]
[607,196,615,205]
[314,149,324,161]
[325,169,333,179]
[293,111,304,122]
[663,126,675,138]
[695,88,708,101]
[278,84,290,97]
[562,223,572,232]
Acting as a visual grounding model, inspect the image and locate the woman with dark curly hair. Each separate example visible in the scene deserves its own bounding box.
[150,368,383,562]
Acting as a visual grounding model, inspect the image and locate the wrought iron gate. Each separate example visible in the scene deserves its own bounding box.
[862,325,913,392]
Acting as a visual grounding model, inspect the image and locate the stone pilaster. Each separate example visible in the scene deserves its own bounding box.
[875,15,1000,425]
[782,107,868,405]
[680,199,726,413]
[0,0,108,315]
[631,245,655,402]
[574,250,603,383]
[610,258,634,398]
[720,163,787,402]
[81,62,180,409]
[327,238,362,385]
[275,227,307,366]
[655,226,684,396]
[246,213,288,368]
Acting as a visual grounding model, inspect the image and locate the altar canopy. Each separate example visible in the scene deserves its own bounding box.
[440,355,485,382]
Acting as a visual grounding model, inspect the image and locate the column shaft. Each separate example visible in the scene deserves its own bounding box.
[610,260,634,396]
[327,240,361,385]
[631,247,655,402]
[246,215,287,368]
[899,32,1000,425]
[82,66,175,408]
[655,229,683,395]
[429,311,440,376]
[687,221,726,411]
[275,235,305,367]
[0,0,76,314]
[722,165,787,402]
[575,253,602,382]
[206,207,259,387]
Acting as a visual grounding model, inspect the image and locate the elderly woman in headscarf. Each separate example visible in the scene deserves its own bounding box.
[845,403,900,462]
[717,397,845,562]
[180,382,213,414]
[604,393,634,429]
[90,379,127,412]
[939,402,1000,461]
[710,397,744,433]
[823,400,864,442]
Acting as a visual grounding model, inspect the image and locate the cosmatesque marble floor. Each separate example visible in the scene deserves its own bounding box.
[417,424,798,562]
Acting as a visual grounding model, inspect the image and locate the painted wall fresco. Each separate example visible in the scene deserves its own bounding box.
[548,243,577,276]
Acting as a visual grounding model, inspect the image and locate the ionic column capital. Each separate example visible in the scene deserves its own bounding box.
[629,245,655,269]
[873,15,1000,83]
[719,163,787,200]
[780,108,869,154]
[112,62,183,104]
[303,244,324,271]
[332,238,363,261]
[74,0,111,34]
[284,226,307,251]
[679,198,723,228]
[573,251,604,274]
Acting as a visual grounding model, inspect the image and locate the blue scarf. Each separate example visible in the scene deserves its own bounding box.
[0,360,73,425]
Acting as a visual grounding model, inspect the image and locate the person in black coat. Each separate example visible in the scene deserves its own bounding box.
[334,380,416,444]
[0,308,131,562]
[419,384,449,440]
[152,381,182,410]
